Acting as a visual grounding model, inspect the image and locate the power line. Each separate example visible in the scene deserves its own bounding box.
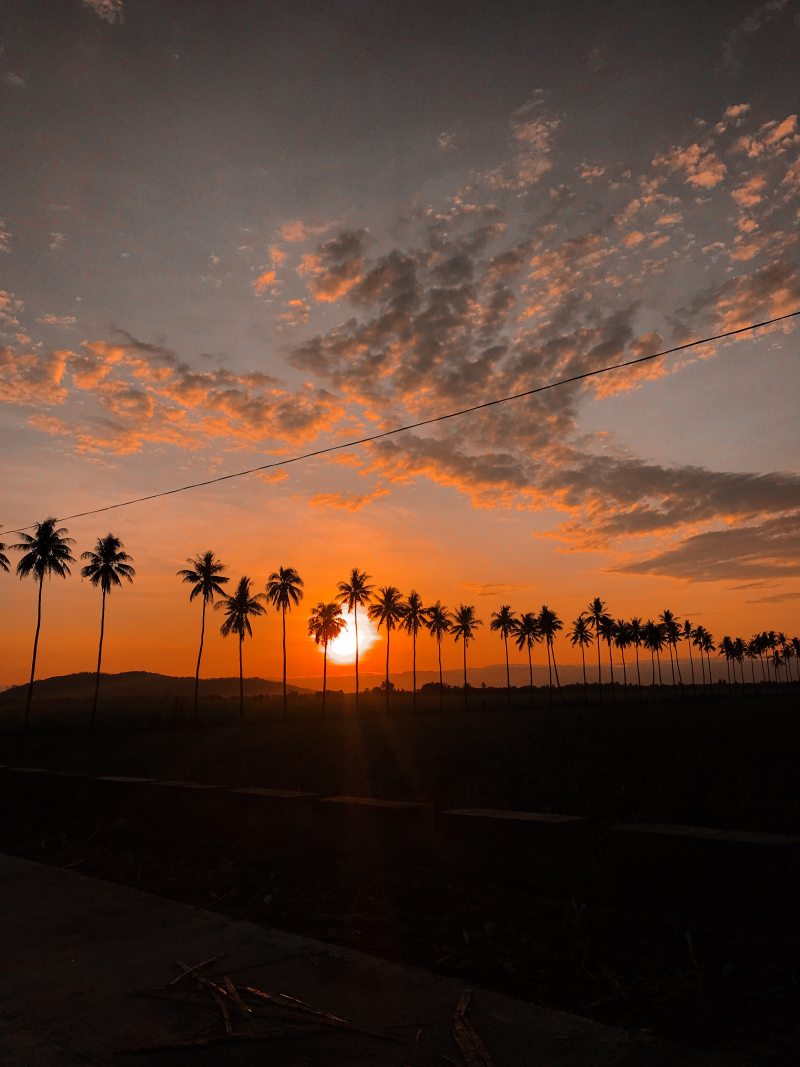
[3,308,798,536]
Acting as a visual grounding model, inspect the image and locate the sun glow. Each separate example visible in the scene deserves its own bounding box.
[324,607,380,665]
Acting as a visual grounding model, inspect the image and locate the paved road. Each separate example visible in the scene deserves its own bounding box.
[0,853,741,1065]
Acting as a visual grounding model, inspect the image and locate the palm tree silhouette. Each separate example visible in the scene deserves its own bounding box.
[513,611,540,708]
[642,620,664,687]
[400,590,425,712]
[80,534,135,730]
[586,597,610,698]
[614,619,632,690]
[659,610,683,686]
[307,601,346,715]
[336,568,374,713]
[490,604,517,705]
[265,566,304,720]
[215,576,266,723]
[0,528,9,573]
[719,635,735,685]
[682,619,696,686]
[692,625,708,685]
[177,551,229,723]
[424,601,451,712]
[568,615,593,701]
[368,585,405,711]
[537,605,563,703]
[451,604,482,710]
[598,615,618,700]
[629,617,644,689]
[12,518,76,732]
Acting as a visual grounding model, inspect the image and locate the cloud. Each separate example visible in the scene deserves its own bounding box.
[745,589,800,604]
[616,512,800,581]
[81,0,124,23]
[252,269,278,294]
[438,131,457,151]
[38,314,78,328]
[0,345,69,405]
[0,218,10,253]
[276,298,310,330]
[309,487,389,510]
[652,141,727,189]
[685,259,800,331]
[279,218,331,243]
[483,94,559,191]
[3,71,25,89]
[299,229,367,302]
[721,0,791,71]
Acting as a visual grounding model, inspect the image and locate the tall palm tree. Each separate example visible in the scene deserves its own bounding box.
[336,568,374,712]
[513,611,540,708]
[629,617,644,689]
[368,585,405,711]
[215,576,266,723]
[451,604,482,710]
[265,566,304,720]
[659,609,683,686]
[400,590,425,712]
[700,628,716,683]
[80,534,135,730]
[598,615,618,700]
[719,636,735,685]
[692,625,708,685]
[537,605,563,702]
[0,528,9,573]
[614,619,632,689]
[642,620,665,687]
[791,637,800,682]
[13,518,76,732]
[586,597,610,699]
[490,605,517,704]
[177,551,229,723]
[424,601,451,712]
[568,615,593,702]
[307,601,346,716]
[682,619,696,687]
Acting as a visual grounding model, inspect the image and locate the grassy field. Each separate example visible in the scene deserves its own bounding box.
[3,683,798,833]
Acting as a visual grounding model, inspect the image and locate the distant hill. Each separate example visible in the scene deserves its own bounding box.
[0,671,311,703]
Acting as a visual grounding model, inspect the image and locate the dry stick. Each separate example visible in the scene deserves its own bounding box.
[241,985,401,1043]
[452,990,494,1067]
[169,954,224,986]
[223,976,253,1019]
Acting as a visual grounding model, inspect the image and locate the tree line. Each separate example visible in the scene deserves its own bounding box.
[2,520,798,731]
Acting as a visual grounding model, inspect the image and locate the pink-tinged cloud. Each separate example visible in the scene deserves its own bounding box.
[279,218,330,243]
[731,174,767,207]
[309,487,389,510]
[652,141,727,189]
[82,0,124,23]
[253,269,278,294]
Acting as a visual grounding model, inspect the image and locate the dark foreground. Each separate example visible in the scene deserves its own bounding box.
[2,687,799,1062]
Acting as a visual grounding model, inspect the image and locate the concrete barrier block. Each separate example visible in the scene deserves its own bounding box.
[89,776,160,821]
[221,787,317,843]
[150,780,222,831]
[606,823,800,903]
[438,808,593,886]
[319,796,435,857]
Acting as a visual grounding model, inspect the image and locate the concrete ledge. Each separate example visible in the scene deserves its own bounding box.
[606,822,800,901]
[89,775,159,819]
[319,796,435,856]
[221,786,317,843]
[149,779,223,830]
[438,808,593,887]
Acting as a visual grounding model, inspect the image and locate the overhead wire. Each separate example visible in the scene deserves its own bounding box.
[2,308,798,536]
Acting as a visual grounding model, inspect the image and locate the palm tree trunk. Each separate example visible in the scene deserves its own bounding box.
[546,639,553,706]
[607,641,615,702]
[667,643,676,686]
[698,649,705,685]
[650,649,655,686]
[749,658,755,685]
[634,645,642,689]
[91,588,106,731]
[354,610,360,714]
[238,636,244,724]
[25,574,44,734]
[620,647,628,688]
[656,650,663,687]
[412,630,417,713]
[504,634,510,705]
[462,640,468,711]
[527,645,534,709]
[194,598,206,724]
[437,634,444,713]
[551,640,563,702]
[322,641,328,716]
[282,605,288,721]
[581,645,588,702]
[385,626,391,713]
[595,634,603,700]
[687,643,695,687]
[674,644,684,685]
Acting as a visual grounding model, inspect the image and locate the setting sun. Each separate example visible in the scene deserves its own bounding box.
[324,608,380,665]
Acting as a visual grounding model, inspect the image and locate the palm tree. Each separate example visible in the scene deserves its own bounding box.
[682,619,696,687]
[0,528,9,573]
[451,604,482,710]
[336,568,374,712]
[569,615,593,702]
[745,638,759,684]
[177,551,229,723]
[598,615,618,700]
[700,628,716,683]
[308,601,346,716]
[424,601,451,712]
[80,534,135,730]
[368,586,405,711]
[215,576,266,723]
[642,620,665,687]
[586,597,610,698]
[490,605,517,704]
[692,625,708,685]
[265,566,304,720]
[400,591,425,712]
[614,619,632,689]
[537,605,563,702]
[791,637,800,682]
[12,518,76,732]
[659,610,683,686]
[719,636,735,685]
[513,611,540,707]
[629,617,644,689]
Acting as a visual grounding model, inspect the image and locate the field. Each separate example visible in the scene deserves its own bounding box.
[2,682,799,833]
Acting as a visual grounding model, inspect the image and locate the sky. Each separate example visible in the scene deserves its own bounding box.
[1,0,799,687]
